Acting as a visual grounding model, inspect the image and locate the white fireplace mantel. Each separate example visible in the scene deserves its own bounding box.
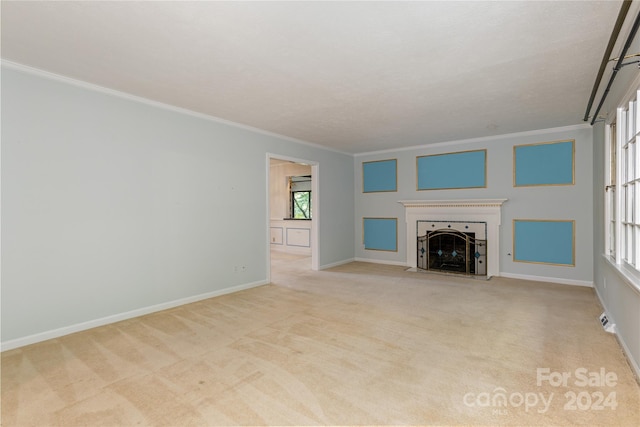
[399,199,507,277]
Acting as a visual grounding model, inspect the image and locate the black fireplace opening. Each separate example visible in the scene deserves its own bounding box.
[417,229,486,276]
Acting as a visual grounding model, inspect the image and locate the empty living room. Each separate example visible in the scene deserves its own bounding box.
[2,1,640,426]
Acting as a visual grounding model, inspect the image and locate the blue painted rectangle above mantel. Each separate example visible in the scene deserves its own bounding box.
[417,149,486,190]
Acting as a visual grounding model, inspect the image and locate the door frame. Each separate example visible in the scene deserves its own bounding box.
[266,153,319,282]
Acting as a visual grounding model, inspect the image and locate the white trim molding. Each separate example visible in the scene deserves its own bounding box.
[2,60,351,156]
[500,272,593,288]
[1,279,268,352]
[593,285,640,379]
[354,257,409,267]
[320,257,356,270]
[355,124,591,157]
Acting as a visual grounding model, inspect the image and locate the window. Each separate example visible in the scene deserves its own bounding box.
[608,87,640,270]
[289,175,311,219]
[606,123,616,258]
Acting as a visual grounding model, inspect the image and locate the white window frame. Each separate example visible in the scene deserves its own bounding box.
[605,122,616,258]
[607,83,640,273]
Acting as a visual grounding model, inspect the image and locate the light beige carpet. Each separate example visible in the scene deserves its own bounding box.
[2,252,639,426]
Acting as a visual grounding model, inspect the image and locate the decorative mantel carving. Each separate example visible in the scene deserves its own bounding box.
[399,199,508,209]
[398,199,507,278]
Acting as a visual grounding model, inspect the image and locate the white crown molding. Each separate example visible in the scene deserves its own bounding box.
[354,123,591,157]
[1,60,352,157]
[1,60,593,159]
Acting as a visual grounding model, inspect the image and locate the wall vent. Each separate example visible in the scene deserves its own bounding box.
[599,312,616,334]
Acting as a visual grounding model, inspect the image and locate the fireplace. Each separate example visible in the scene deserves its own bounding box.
[417,223,487,276]
[399,199,506,278]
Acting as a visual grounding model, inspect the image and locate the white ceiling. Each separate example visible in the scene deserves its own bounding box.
[0,1,627,154]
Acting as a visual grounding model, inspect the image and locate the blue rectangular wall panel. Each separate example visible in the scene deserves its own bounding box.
[363,218,397,251]
[514,140,574,186]
[417,150,486,190]
[363,159,397,192]
[514,220,574,266]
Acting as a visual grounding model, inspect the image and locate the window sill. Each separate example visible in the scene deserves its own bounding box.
[602,254,640,296]
[283,218,312,221]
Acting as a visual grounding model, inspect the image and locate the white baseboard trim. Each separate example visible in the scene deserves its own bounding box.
[499,272,593,288]
[270,246,312,256]
[614,328,640,382]
[1,279,268,352]
[319,258,355,270]
[593,286,640,381]
[354,257,409,267]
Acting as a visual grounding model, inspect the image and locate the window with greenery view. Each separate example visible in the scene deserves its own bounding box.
[290,175,312,219]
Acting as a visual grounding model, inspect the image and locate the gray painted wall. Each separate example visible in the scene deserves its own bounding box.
[354,126,594,284]
[5,62,636,374]
[1,66,355,345]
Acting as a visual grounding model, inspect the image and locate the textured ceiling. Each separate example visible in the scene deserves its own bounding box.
[0,1,625,154]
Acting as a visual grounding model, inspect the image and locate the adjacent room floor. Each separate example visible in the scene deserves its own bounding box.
[2,252,639,426]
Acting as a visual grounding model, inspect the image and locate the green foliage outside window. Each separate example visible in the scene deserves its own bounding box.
[292,191,311,219]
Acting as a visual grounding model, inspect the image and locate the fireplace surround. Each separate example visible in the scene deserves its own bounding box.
[417,224,487,276]
[399,199,507,278]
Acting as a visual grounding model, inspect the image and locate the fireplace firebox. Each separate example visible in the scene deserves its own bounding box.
[417,229,486,276]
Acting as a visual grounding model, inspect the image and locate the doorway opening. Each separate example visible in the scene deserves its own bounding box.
[266,154,319,282]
